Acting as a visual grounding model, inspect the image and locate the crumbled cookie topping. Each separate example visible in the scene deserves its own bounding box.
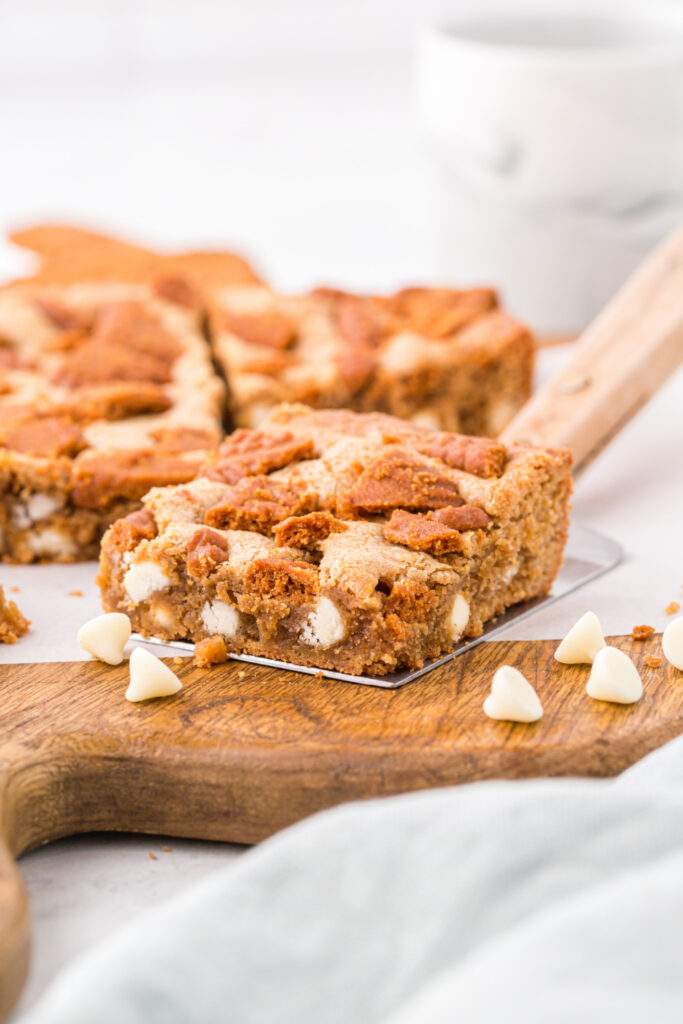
[205,475,317,533]
[206,429,315,485]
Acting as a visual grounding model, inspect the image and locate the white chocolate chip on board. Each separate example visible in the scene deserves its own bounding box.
[586,646,643,705]
[483,665,543,723]
[554,611,606,665]
[662,617,683,670]
[77,612,131,666]
[125,647,183,702]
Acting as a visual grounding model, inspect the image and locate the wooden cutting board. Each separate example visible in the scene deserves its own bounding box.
[2,229,683,1019]
[1,633,681,1018]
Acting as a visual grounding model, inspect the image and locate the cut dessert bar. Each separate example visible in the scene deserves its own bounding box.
[210,283,534,435]
[0,282,224,562]
[99,405,571,677]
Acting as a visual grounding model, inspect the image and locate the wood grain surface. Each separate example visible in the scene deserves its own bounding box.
[1,633,681,1018]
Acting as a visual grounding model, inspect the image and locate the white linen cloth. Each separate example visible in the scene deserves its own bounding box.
[20,734,683,1024]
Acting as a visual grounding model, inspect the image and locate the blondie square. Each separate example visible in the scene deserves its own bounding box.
[99,405,571,677]
[0,281,224,561]
[210,284,534,435]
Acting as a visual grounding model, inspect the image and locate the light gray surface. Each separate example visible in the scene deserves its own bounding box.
[19,736,683,1023]
[15,836,243,1016]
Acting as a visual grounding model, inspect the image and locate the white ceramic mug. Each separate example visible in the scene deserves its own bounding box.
[417,1,683,332]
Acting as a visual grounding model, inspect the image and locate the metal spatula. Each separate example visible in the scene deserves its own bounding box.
[138,228,683,687]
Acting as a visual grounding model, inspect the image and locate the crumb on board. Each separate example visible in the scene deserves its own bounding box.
[161,845,172,853]
[0,584,31,644]
[632,624,655,641]
[666,601,681,616]
[237,669,246,679]
[172,657,184,667]
[644,655,663,669]
[68,589,84,597]
[148,851,158,861]
[194,635,228,668]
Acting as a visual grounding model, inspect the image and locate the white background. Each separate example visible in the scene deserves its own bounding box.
[1,1,682,1018]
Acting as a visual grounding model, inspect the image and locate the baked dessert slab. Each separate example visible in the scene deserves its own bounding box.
[0,282,224,562]
[99,405,571,677]
[211,284,534,435]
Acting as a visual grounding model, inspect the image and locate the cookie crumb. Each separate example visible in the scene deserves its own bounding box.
[632,624,655,641]
[194,635,228,668]
[237,669,246,679]
[0,585,31,643]
[9,586,20,593]
[666,601,680,616]
[148,851,158,861]
[161,845,172,853]
[68,589,84,597]
[172,657,184,666]
[644,655,663,669]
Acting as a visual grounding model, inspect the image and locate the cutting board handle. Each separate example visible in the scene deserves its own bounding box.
[501,227,683,469]
[0,791,30,1020]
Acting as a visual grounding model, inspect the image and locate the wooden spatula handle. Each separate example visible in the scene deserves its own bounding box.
[501,228,683,469]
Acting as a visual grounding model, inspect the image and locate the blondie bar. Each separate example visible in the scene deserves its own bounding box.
[99,405,571,676]
[211,284,534,434]
[0,282,224,562]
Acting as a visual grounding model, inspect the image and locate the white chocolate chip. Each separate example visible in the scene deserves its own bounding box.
[125,647,183,702]
[201,600,240,638]
[483,665,543,723]
[554,611,606,665]
[26,493,62,522]
[301,596,346,648]
[77,612,131,666]
[123,560,171,603]
[586,646,643,704]
[662,616,683,670]
[448,594,470,641]
[410,407,441,430]
[28,527,76,559]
